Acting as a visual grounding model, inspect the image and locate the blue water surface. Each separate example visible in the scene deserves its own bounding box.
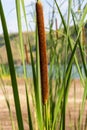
[15,64,85,79]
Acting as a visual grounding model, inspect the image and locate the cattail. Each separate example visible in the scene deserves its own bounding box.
[36,1,48,105]
[24,44,29,64]
[81,26,85,45]
[55,18,58,39]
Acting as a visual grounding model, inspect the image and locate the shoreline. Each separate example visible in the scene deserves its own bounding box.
[0,77,84,85]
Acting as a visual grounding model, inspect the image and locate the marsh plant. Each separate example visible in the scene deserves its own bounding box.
[0,0,87,130]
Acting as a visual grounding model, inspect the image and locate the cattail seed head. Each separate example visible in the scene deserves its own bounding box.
[24,44,29,64]
[36,1,48,105]
[82,26,85,45]
[55,18,58,39]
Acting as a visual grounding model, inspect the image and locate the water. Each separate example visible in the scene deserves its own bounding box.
[15,64,85,79]
[15,65,33,77]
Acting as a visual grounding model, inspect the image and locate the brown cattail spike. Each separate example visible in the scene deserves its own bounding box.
[55,18,58,39]
[24,44,29,64]
[82,26,85,45]
[36,1,48,105]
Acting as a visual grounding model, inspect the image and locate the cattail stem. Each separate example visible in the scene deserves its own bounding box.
[36,1,48,105]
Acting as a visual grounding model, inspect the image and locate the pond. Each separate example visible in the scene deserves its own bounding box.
[15,64,85,79]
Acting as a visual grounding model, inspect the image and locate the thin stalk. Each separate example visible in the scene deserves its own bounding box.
[43,103,48,130]
[45,103,48,130]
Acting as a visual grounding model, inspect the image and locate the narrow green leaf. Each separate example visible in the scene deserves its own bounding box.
[15,0,26,77]
[78,79,87,130]
[16,1,34,130]
[0,1,24,130]
[67,0,72,33]
[25,82,33,130]
[72,10,87,77]
[79,4,87,29]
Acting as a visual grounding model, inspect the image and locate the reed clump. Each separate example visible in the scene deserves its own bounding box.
[36,1,48,105]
